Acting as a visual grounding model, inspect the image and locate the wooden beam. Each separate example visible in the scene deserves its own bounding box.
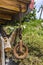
[17,0,31,4]
[0,36,5,65]
[0,7,17,14]
[0,0,27,12]
[0,19,7,24]
[0,13,12,20]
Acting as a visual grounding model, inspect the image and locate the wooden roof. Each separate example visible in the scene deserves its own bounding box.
[16,0,31,4]
[0,0,31,23]
[0,0,31,13]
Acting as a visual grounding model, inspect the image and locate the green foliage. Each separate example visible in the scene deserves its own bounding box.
[22,20,43,65]
[22,8,36,22]
[3,20,43,65]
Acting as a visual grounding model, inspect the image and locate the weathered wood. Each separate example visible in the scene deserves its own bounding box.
[0,35,5,65]
[18,0,31,4]
[0,0,27,12]
[0,38,2,65]
[0,0,31,23]
[9,30,16,44]
[0,13,12,20]
[4,37,11,52]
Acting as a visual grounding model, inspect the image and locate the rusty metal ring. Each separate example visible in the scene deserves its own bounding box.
[13,44,28,59]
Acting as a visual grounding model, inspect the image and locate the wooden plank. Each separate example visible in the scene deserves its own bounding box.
[18,0,31,4]
[0,38,2,65]
[0,13,12,20]
[0,0,27,12]
[0,7,17,14]
[1,36,5,65]
[0,19,6,24]
[0,36,5,65]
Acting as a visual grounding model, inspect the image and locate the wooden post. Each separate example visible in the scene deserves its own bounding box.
[0,35,5,65]
[0,37,2,65]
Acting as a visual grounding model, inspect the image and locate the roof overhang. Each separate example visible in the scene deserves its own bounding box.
[0,0,31,24]
[0,0,31,13]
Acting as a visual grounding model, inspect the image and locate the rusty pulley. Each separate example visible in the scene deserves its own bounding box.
[13,39,28,59]
[13,27,28,59]
[13,4,28,59]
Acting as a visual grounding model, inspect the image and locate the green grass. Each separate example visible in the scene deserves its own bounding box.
[22,20,43,65]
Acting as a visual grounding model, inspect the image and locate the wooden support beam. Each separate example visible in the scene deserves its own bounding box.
[17,0,31,4]
[0,0,27,12]
[0,36,5,65]
[0,7,17,14]
[0,13,12,20]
